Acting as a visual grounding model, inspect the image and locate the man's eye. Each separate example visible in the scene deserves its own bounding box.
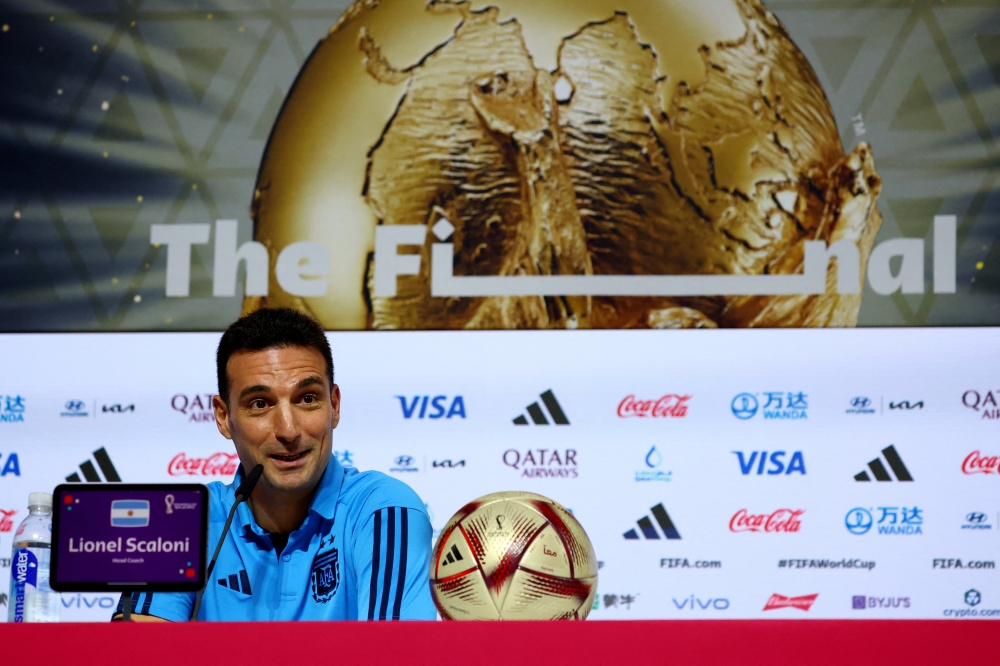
[249,399,267,409]
[302,394,317,404]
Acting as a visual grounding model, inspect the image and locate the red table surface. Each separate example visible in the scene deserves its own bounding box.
[0,620,989,665]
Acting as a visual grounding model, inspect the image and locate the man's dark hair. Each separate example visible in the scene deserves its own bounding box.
[216,308,333,404]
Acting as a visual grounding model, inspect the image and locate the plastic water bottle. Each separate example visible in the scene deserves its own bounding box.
[7,492,60,622]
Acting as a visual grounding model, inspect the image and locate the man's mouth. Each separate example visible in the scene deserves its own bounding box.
[269,450,309,463]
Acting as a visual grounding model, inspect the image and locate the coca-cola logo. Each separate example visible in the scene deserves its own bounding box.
[962,451,999,475]
[168,452,239,476]
[729,509,804,533]
[617,394,690,418]
[0,509,15,533]
[171,393,215,423]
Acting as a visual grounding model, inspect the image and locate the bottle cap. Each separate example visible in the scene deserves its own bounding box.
[28,492,53,508]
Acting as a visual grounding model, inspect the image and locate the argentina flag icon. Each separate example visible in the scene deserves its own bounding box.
[110,500,150,527]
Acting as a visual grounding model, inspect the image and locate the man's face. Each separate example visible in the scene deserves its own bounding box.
[213,346,340,496]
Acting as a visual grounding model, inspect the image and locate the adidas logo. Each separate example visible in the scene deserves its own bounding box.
[441,544,464,566]
[854,445,913,482]
[218,569,252,596]
[65,447,121,482]
[513,390,569,425]
[624,503,681,540]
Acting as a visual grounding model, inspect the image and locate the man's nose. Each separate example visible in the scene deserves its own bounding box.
[273,401,299,442]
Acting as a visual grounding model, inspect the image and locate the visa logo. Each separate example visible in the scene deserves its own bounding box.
[110,500,150,527]
[396,396,466,419]
[733,451,806,475]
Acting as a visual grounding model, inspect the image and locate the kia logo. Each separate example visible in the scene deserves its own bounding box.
[967,512,987,524]
[102,404,135,413]
[64,400,85,412]
[394,456,414,467]
[850,397,870,408]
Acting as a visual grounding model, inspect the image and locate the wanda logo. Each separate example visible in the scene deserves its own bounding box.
[729,509,804,533]
[962,451,999,475]
[763,593,818,611]
[0,509,15,533]
[617,394,691,418]
[169,452,239,476]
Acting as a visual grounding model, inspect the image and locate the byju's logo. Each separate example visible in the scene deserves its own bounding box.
[852,596,910,610]
[635,446,672,483]
[0,453,20,478]
[512,390,569,425]
[61,400,90,418]
[171,394,215,423]
[846,397,876,415]
[65,447,121,482]
[962,451,999,475]
[396,395,466,419]
[889,400,923,411]
[671,595,729,611]
[617,394,690,418]
[389,455,419,473]
[623,503,681,540]
[854,445,912,482]
[962,390,999,419]
[101,403,135,414]
[502,449,577,478]
[733,451,806,475]
[0,395,25,423]
[729,509,803,533]
[845,507,923,535]
[763,593,817,612]
[731,392,807,420]
[962,512,992,531]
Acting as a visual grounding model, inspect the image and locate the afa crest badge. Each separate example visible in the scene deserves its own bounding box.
[311,534,340,603]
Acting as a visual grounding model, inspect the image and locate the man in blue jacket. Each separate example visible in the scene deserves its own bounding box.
[115,308,435,621]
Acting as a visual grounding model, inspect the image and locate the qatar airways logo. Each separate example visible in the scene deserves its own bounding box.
[730,509,804,533]
[168,452,239,477]
[962,451,999,475]
[171,394,215,423]
[617,394,690,419]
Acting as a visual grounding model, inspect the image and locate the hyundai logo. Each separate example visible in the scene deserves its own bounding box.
[850,397,871,408]
[394,455,414,467]
[966,512,987,524]
[64,400,85,412]
[731,393,758,420]
[845,508,873,535]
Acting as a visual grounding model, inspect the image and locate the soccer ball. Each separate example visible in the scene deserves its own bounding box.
[430,491,598,620]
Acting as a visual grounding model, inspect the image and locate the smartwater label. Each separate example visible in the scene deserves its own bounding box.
[11,548,38,622]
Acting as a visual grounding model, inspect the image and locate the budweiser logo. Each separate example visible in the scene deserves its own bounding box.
[168,452,239,477]
[763,593,818,611]
[962,451,999,475]
[729,509,804,533]
[617,394,691,418]
[0,509,15,533]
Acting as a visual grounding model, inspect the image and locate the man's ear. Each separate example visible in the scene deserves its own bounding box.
[330,383,342,430]
[213,394,233,440]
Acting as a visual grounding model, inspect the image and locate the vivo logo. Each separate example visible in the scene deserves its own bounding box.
[62,594,117,609]
[672,596,730,610]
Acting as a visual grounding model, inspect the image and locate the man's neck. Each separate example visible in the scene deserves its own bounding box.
[247,485,316,535]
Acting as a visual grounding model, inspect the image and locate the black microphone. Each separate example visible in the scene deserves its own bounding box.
[189,464,263,621]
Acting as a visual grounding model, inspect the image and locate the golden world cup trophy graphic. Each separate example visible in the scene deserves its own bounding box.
[245,0,882,330]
